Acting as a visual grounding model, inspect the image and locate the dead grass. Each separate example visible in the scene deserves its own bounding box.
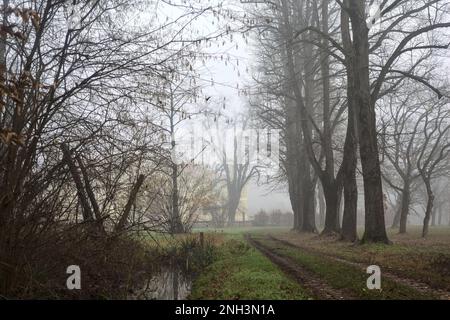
[265,226,450,292]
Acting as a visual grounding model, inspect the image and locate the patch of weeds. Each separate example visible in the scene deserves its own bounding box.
[429,253,450,277]
[259,238,436,300]
[189,237,308,300]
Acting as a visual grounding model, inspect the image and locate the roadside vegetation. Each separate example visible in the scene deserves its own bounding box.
[188,227,450,300]
[251,235,436,300]
[271,227,450,292]
[2,0,450,301]
[190,234,308,300]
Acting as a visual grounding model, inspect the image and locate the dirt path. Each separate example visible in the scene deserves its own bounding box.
[268,234,450,300]
[245,234,356,300]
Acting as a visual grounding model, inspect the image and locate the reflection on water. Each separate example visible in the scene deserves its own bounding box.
[131,265,193,300]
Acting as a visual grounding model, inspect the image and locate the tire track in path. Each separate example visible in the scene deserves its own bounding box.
[268,234,450,300]
[245,234,356,300]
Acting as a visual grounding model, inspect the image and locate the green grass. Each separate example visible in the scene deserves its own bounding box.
[333,244,450,292]
[256,236,437,300]
[270,227,450,291]
[264,226,450,292]
[189,236,309,300]
[192,226,290,235]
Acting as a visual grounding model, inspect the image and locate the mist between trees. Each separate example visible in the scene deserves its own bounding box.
[170,127,280,167]
[0,0,450,298]
[244,0,450,242]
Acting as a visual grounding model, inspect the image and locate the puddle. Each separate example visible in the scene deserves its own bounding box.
[131,263,194,300]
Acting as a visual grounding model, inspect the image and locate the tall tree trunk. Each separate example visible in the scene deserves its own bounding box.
[227,188,240,226]
[116,174,145,233]
[341,172,358,241]
[76,154,105,234]
[173,270,179,300]
[318,185,326,228]
[0,0,7,100]
[295,170,304,230]
[399,183,410,234]
[391,194,402,228]
[302,176,316,232]
[339,0,358,242]
[285,97,303,231]
[348,0,389,244]
[301,24,317,233]
[0,0,11,295]
[280,0,339,235]
[294,169,304,231]
[301,154,316,232]
[340,109,358,242]
[319,0,336,235]
[170,161,183,233]
[168,85,183,234]
[422,179,434,238]
[288,174,299,230]
[336,184,343,231]
[61,144,94,222]
[322,179,339,234]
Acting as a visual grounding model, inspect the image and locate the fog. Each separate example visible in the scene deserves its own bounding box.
[1,0,450,302]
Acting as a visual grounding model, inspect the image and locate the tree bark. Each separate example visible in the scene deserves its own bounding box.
[0,0,7,99]
[347,0,389,244]
[285,96,304,231]
[422,179,434,238]
[391,194,402,228]
[318,185,326,228]
[336,184,343,231]
[171,161,183,233]
[339,0,358,242]
[399,182,411,234]
[75,154,105,234]
[288,174,299,229]
[61,144,94,222]
[340,108,358,242]
[115,174,145,233]
[300,153,316,232]
[295,169,304,230]
[227,190,240,226]
[322,179,339,234]
[290,168,304,231]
